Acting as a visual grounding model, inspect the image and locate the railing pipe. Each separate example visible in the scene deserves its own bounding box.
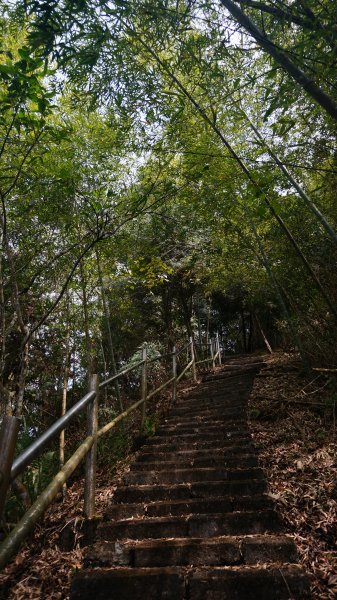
[11,390,96,481]
[0,434,95,570]
[0,416,20,518]
[147,376,175,400]
[99,360,145,390]
[97,398,144,438]
[175,343,190,357]
[84,374,98,519]
[195,357,213,365]
[0,334,205,571]
[176,358,194,382]
[146,351,173,364]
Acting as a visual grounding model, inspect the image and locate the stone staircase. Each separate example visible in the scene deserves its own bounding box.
[71,358,310,599]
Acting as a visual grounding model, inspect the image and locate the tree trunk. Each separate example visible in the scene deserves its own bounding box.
[79,260,93,380]
[134,37,336,320]
[254,313,273,354]
[219,0,337,121]
[241,310,247,353]
[95,248,123,411]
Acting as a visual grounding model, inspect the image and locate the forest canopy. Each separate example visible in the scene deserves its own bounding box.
[0,0,337,426]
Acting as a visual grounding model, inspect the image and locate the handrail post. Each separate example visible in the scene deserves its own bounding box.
[140,345,148,429]
[172,345,177,403]
[84,374,98,520]
[0,416,19,519]
[210,339,215,369]
[190,337,197,382]
[216,332,222,366]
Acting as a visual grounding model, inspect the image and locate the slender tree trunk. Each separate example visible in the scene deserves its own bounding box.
[161,286,174,353]
[59,299,71,471]
[132,36,337,321]
[100,338,109,406]
[248,218,309,371]
[197,295,204,359]
[242,109,337,249]
[254,313,273,354]
[219,0,337,121]
[79,260,93,380]
[241,310,247,352]
[95,248,123,411]
[248,311,253,352]
[206,298,211,349]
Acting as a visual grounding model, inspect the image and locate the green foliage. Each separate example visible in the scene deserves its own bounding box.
[1,1,337,531]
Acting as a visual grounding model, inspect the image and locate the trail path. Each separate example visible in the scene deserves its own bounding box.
[71,356,310,599]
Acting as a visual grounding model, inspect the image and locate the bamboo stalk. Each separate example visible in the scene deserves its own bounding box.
[0,416,19,519]
[177,359,194,382]
[147,376,175,400]
[0,435,94,570]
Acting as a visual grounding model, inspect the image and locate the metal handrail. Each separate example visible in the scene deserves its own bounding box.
[99,359,145,389]
[175,342,191,356]
[0,332,223,570]
[195,356,213,365]
[10,390,96,481]
[11,359,147,480]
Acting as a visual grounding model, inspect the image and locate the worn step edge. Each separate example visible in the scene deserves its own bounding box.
[129,456,259,471]
[96,509,283,540]
[135,447,256,461]
[112,479,267,502]
[143,438,253,451]
[104,494,273,520]
[84,534,298,567]
[122,467,264,485]
[70,565,309,600]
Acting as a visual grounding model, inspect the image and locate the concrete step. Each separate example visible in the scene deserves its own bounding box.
[96,510,283,541]
[104,494,273,520]
[122,467,264,486]
[70,362,309,600]
[145,431,251,446]
[170,404,247,417]
[113,478,267,503]
[135,446,256,462]
[85,534,298,568]
[157,421,248,434]
[129,455,259,471]
[143,437,253,452]
[71,565,309,599]
[188,565,310,599]
[164,414,248,426]
[172,395,247,406]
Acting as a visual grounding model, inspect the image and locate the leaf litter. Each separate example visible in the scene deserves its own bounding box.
[1,359,336,598]
[249,352,337,599]
[0,383,191,599]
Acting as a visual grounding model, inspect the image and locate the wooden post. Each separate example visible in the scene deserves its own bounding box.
[190,337,197,382]
[172,345,177,403]
[140,346,147,429]
[0,416,20,519]
[210,339,215,369]
[84,374,98,519]
[216,332,222,365]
